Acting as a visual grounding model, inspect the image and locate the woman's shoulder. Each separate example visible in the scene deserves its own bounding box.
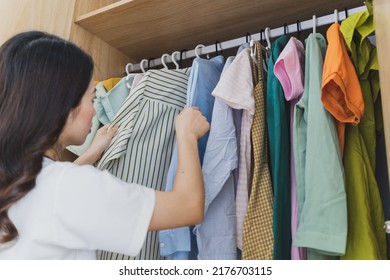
[40,158,154,201]
[43,157,99,175]
[40,158,106,187]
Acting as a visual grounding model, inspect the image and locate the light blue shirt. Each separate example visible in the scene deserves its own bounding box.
[195,56,239,259]
[95,77,132,125]
[158,56,224,259]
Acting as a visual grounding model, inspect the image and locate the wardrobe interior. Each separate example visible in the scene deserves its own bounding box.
[1,0,389,259]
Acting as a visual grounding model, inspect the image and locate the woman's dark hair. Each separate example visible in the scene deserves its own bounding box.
[0,31,94,243]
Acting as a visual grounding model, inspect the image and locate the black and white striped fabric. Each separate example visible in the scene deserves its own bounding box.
[97,68,190,260]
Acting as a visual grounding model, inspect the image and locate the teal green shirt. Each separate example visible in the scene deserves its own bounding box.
[293,33,347,258]
[266,35,291,260]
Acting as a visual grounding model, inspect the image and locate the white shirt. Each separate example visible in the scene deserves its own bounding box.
[212,49,255,250]
[0,158,155,259]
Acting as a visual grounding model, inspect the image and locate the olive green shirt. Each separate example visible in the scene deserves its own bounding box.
[340,1,387,259]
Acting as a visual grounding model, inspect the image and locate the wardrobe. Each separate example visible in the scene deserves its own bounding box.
[70,0,390,252]
[3,0,388,187]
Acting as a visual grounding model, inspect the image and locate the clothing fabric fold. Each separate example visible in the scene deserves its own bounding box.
[274,36,306,260]
[158,57,224,260]
[293,33,347,259]
[242,41,274,260]
[194,56,239,260]
[339,4,387,259]
[97,68,190,260]
[266,35,291,260]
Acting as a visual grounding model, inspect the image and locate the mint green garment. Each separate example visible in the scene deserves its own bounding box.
[66,92,102,156]
[67,77,132,156]
[66,117,100,156]
[266,35,291,260]
[340,1,387,259]
[293,33,347,259]
[95,77,132,125]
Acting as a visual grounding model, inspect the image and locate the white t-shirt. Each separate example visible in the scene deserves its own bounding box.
[0,158,155,259]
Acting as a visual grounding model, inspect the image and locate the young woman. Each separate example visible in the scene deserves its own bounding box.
[0,31,209,259]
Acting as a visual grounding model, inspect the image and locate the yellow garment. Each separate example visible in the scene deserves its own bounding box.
[242,41,274,260]
[94,78,121,91]
[102,78,121,91]
[340,1,387,259]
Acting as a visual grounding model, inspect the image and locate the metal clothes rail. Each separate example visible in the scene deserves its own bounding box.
[126,5,366,73]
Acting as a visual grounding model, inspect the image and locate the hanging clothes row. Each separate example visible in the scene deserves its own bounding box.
[66,1,388,260]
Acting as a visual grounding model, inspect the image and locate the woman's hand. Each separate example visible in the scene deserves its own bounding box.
[175,106,210,142]
[74,124,118,165]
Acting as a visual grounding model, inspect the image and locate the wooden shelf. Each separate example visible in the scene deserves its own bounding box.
[75,0,362,63]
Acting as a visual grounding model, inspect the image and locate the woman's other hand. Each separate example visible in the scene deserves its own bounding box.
[74,124,118,165]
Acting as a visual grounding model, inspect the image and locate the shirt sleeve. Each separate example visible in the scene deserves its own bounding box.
[51,162,155,257]
[212,49,255,115]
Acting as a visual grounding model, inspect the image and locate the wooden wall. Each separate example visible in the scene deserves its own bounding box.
[0,0,128,81]
[0,0,75,43]
[374,0,390,189]
[69,0,129,80]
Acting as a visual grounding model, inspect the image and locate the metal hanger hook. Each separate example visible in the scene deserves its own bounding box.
[215,40,222,56]
[171,51,180,70]
[125,63,134,75]
[195,44,206,58]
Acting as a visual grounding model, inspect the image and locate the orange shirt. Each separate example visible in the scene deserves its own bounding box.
[321,23,364,155]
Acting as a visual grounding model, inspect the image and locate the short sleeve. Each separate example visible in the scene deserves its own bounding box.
[49,162,155,257]
[212,49,255,115]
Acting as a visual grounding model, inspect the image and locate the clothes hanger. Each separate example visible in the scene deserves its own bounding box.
[250,38,257,64]
[260,29,264,45]
[171,51,180,70]
[140,59,148,73]
[161,53,170,69]
[258,28,270,70]
[246,33,252,44]
[313,15,317,34]
[125,63,134,75]
[125,63,134,89]
[334,9,339,23]
[344,7,349,18]
[195,44,206,58]
[180,49,187,68]
[215,40,223,56]
[147,57,155,71]
[247,33,256,62]
[264,27,271,51]
[296,20,302,40]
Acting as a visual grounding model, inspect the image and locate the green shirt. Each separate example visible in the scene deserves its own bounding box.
[340,3,387,259]
[266,35,291,260]
[293,33,347,258]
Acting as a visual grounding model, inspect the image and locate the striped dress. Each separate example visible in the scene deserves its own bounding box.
[97,68,190,260]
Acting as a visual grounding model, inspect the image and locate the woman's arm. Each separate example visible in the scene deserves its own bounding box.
[148,107,209,231]
[74,124,118,165]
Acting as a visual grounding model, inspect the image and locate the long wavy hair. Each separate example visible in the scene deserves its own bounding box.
[0,31,94,243]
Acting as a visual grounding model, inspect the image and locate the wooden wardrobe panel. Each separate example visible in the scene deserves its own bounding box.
[73,0,120,15]
[74,0,362,62]
[69,0,129,80]
[0,0,75,45]
[374,0,390,190]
